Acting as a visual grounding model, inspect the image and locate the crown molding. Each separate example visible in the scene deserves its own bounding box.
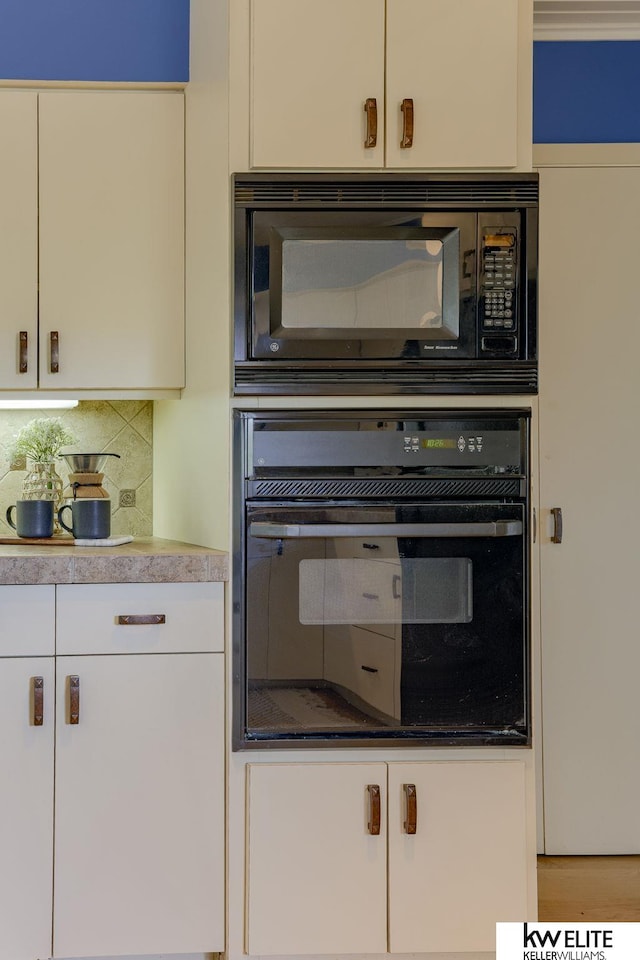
[534,1,640,40]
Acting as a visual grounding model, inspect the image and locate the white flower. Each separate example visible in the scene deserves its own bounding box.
[10,417,77,463]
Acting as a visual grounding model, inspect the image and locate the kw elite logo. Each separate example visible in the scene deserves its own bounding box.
[522,922,611,960]
[497,923,640,960]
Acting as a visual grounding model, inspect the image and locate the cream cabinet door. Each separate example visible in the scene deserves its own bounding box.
[539,168,640,854]
[0,658,54,960]
[386,0,519,168]
[250,0,385,168]
[38,91,185,390]
[53,652,224,956]
[388,760,528,952]
[247,762,387,955]
[0,92,38,389]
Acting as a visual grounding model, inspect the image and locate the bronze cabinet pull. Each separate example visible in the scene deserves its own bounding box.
[50,331,59,373]
[19,331,28,373]
[367,783,381,835]
[31,676,44,726]
[364,98,377,148]
[117,614,166,625]
[532,506,537,544]
[400,98,414,148]
[403,783,417,834]
[551,507,563,544]
[67,675,80,725]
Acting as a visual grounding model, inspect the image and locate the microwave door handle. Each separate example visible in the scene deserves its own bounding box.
[249,521,523,538]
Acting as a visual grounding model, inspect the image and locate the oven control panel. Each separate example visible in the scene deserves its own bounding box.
[402,434,485,455]
[247,413,527,474]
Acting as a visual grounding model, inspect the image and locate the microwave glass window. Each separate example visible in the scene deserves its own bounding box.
[298,557,473,625]
[281,239,445,331]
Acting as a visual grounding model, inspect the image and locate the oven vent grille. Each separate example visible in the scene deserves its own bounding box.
[249,478,522,499]
[234,177,539,207]
[235,365,538,394]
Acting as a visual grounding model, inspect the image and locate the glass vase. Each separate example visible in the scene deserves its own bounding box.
[21,460,64,521]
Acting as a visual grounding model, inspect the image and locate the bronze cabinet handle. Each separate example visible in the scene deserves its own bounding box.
[67,675,80,725]
[19,331,28,373]
[50,331,59,373]
[364,98,377,148]
[551,507,563,544]
[117,614,166,625]
[367,783,381,835]
[31,676,44,726]
[400,98,414,148]
[403,783,417,835]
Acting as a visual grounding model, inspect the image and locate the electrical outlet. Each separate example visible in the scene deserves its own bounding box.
[119,489,136,508]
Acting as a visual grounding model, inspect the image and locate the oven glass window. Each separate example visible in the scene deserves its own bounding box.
[298,557,472,624]
[281,239,445,331]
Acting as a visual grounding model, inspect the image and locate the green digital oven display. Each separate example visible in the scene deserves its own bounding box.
[422,438,457,449]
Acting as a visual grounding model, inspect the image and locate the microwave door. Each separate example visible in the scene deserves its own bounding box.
[254,224,468,359]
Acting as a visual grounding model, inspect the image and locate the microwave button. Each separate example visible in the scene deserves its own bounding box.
[504,280,515,288]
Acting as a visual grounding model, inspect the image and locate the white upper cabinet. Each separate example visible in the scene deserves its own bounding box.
[0,93,38,389]
[0,90,184,394]
[251,0,385,168]
[239,0,532,170]
[38,91,185,391]
[386,0,520,169]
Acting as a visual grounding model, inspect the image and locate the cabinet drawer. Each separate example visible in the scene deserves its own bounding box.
[56,582,223,655]
[324,624,399,720]
[0,584,55,657]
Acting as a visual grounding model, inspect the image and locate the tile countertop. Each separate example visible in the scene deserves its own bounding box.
[0,537,229,585]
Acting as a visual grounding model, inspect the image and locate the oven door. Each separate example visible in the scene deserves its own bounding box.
[236,500,529,748]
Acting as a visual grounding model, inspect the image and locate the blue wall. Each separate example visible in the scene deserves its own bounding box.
[1,8,639,142]
[0,0,189,82]
[534,40,640,143]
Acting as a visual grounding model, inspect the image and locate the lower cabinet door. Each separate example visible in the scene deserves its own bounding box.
[0,657,54,960]
[53,653,224,957]
[247,762,388,955]
[387,760,528,953]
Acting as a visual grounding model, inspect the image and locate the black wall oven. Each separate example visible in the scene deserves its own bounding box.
[233,409,531,749]
[233,173,538,396]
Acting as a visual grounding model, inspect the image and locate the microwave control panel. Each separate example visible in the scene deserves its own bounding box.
[480,228,517,347]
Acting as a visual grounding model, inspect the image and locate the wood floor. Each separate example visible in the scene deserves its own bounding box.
[538,856,640,921]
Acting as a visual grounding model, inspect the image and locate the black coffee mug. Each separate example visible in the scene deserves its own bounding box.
[58,499,111,539]
[6,499,55,538]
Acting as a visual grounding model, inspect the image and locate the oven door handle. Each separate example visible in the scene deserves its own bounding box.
[249,520,523,539]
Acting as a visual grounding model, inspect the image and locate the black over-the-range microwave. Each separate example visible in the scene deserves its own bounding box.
[233,172,539,395]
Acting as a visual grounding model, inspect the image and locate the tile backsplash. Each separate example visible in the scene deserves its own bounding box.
[0,401,153,537]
